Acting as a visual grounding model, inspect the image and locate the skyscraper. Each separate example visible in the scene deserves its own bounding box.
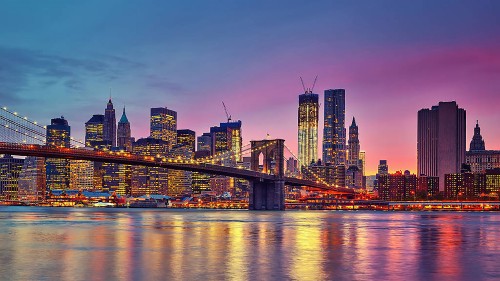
[0,155,24,199]
[197,132,212,153]
[117,107,132,151]
[322,89,346,166]
[18,156,46,201]
[378,160,389,175]
[348,117,360,169]
[298,91,319,167]
[103,99,117,147]
[46,117,71,191]
[131,137,169,196]
[150,107,177,151]
[177,129,196,152]
[469,121,485,151]
[220,121,242,162]
[418,101,466,190]
[85,114,105,148]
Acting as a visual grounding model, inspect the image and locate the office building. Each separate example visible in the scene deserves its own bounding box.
[150,107,177,151]
[197,133,212,153]
[103,99,117,147]
[18,156,46,201]
[117,107,132,152]
[465,122,500,173]
[322,89,346,166]
[85,114,105,148]
[0,155,24,199]
[417,101,466,190]
[167,145,194,196]
[177,129,196,152]
[46,117,71,191]
[131,137,169,196]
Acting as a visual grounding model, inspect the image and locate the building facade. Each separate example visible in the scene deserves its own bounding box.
[131,137,169,196]
[150,107,177,151]
[417,101,466,190]
[103,99,117,147]
[298,91,319,167]
[117,107,132,152]
[85,114,105,148]
[46,117,71,191]
[322,89,346,166]
[0,155,24,199]
[18,156,46,201]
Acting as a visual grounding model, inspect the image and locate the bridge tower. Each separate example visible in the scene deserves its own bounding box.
[249,139,285,210]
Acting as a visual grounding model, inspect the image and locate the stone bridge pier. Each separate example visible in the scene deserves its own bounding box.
[248,139,285,210]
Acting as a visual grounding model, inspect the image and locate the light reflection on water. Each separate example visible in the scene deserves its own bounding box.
[1,207,499,281]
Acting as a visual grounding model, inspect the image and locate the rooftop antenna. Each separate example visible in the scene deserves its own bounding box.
[300,77,306,93]
[109,88,112,101]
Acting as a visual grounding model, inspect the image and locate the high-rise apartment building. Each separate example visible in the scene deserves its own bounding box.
[46,117,71,191]
[417,101,466,190]
[150,107,177,151]
[103,99,117,147]
[322,89,346,166]
[298,91,319,167]
[117,107,132,152]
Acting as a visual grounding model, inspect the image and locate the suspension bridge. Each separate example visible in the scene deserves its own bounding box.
[0,105,354,210]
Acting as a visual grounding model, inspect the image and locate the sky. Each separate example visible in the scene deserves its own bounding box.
[1,0,500,174]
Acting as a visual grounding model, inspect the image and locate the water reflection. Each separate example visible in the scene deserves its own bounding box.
[0,208,499,280]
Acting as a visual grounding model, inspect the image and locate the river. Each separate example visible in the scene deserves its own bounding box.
[0,207,499,280]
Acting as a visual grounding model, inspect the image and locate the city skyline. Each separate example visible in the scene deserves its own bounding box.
[1,1,500,174]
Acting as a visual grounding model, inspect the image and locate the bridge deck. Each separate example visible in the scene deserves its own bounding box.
[0,142,353,193]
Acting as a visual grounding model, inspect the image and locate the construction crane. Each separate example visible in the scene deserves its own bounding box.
[222,101,232,123]
[299,75,318,93]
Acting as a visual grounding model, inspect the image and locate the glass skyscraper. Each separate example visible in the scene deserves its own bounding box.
[45,117,71,191]
[298,91,319,168]
[322,89,346,166]
[150,107,177,151]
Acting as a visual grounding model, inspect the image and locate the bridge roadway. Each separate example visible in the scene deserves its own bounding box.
[0,142,353,194]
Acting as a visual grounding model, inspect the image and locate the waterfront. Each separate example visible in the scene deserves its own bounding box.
[1,208,499,280]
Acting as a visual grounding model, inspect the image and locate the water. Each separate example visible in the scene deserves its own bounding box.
[0,207,499,281]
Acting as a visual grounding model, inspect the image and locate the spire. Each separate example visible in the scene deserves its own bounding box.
[351,117,357,127]
[119,106,129,123]
[470,120,485,151]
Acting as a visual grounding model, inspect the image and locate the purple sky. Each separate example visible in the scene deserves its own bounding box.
[1,0,500,174]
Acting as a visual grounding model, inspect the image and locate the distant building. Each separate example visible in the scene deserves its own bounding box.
[298,91,319,167]
[103,99,117,147]
[348,117,361,169]
[167,145,193,197]
[150,107,177,151]
[210,176,234,196]
[18,156,46,201]
[220,121,242,162]
[485,168,500,195]
[197,133,212,153]
[85,114,105,148]
[417,101,466,190]
[177,129,196,152]
[417,176,439,199]
[131,137,169,196]
[346,165,363,189]
[360,151,366,176]
[46,117,71,191]
[192,150,212,194]
[377,171,417,201]
[0,155,24,199]
[465,122,500,173]
[69,158,94,191]
[117,107,132,152]
[322,89,346,166]
[378,160,389,175]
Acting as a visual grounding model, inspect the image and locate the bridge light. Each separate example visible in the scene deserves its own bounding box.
[13,112,17,115]
[2,107,6,110]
